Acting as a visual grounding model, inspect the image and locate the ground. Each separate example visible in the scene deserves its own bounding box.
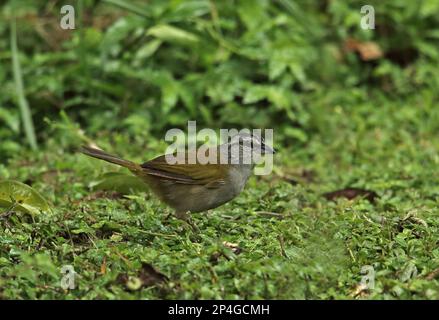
[1,89,438,299]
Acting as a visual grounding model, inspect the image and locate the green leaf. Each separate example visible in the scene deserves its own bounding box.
[288,63,307,84]
[0,180,51,215]
[102,0,151,18]
[237,0,269,30]
[92,172,150,194]
[147,24,199,45]
[267,86,291,109]
[420,1,439,17]
[283,127,308,142]
[269,60,288,80]
[243,85,268,104]
[416,41,439,59]
[165,1,210,21]
[134,39,162,61]
[0,108,20,132]
[92,220,123,232]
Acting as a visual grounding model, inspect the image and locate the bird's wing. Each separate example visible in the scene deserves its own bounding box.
[140,150,226,187]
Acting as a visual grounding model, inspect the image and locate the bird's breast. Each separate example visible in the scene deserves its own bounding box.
[142,165,253,213]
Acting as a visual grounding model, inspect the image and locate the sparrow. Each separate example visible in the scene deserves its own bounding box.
[81,132,275,226]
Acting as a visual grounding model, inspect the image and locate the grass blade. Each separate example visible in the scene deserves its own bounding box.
[77,0,92,91]
[10,17,37,150]
[102,0,151,18]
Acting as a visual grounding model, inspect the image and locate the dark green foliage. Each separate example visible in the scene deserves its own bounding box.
[1,0,438,152]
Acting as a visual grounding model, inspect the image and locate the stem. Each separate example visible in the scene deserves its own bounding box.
[10,17,37,150]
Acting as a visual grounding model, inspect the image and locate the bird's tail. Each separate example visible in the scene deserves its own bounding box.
[80,146,139,171]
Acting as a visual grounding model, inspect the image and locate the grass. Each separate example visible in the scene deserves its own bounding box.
[1,91,438,300]
[10,17,37,150]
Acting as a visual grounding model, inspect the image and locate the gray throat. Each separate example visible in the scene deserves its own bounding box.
[219,143,254,194]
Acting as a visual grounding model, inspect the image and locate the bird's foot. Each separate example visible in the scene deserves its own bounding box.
[175,211,199,233]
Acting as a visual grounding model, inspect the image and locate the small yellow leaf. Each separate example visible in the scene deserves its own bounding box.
[0,180,51,215]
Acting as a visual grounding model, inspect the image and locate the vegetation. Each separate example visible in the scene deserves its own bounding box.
[0,0,438,299]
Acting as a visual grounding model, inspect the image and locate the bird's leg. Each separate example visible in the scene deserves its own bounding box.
[164,210,173,221]
[175,211,199,232]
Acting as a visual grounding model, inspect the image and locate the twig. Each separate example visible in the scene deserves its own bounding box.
[135,229,178,239]
[0,201,18,219]
[277,235,288,258]
[347,247,356,263]
[255,211,285,218]
[219,214,237,220]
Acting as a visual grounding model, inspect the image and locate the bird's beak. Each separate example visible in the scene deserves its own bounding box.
[262,144,276,154]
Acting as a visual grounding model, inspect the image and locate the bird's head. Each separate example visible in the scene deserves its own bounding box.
[225,132,275,165]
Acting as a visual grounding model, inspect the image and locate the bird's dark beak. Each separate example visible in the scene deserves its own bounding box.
[262,144,276,154]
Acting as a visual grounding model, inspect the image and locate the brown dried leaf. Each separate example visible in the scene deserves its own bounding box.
[344,38,383,61]
[323,188,378,202]
[139,262,168,287]
[100,257,107,275]
[425,268,439,280]
[351,283,370,298]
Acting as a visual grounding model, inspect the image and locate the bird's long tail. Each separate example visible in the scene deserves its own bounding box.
[80,146,139,171]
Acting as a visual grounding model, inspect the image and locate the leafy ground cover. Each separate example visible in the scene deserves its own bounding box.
[1,90,439,299]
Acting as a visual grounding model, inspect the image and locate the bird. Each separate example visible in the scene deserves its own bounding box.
[80,132,275,227]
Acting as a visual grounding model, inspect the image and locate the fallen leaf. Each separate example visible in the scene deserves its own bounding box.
[0,180,51,215]
[139,262,168,287]
[117,262,168,291]
[425,268,439,280]
[344,38,383,61]
[351,283,370,298]
[323,188,378,203]
[100,257,107,275]
[91,172,149,194]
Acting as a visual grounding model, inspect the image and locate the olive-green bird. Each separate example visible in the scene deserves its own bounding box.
[81,133,274,224]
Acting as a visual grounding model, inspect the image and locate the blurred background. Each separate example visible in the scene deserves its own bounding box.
[1,0,438,158]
